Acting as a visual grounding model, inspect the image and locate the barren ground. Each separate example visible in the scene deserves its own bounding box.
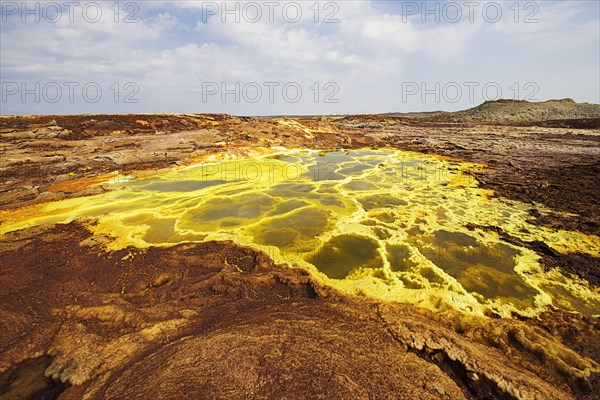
[1,113,599,399]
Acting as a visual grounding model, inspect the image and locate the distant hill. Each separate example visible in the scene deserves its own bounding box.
[426,99,600,124]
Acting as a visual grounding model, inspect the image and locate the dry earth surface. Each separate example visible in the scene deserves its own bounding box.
[1,100,599,399]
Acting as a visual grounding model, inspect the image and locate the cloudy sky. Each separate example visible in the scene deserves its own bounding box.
[1,0,598,115]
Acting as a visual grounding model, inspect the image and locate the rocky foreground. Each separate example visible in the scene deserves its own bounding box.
[1,103,600,399]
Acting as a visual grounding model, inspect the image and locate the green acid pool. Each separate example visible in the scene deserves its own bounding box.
[2,149,599,317]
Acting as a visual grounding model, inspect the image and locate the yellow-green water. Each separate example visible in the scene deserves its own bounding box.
[2,149,599,317]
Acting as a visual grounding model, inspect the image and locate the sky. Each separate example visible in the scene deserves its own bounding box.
[1,0,599,115]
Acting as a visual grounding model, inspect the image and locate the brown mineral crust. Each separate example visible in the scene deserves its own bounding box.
[0,114,241,139]
[1,222,599,399]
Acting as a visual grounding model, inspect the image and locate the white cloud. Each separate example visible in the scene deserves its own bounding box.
[1,0,598,115]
